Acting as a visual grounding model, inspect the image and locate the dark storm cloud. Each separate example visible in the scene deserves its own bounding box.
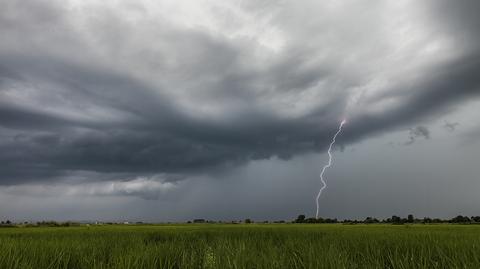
[0,105,73,130]
[0,0,479,187]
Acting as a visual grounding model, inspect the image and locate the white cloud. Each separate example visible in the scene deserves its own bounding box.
[1,176,177,200]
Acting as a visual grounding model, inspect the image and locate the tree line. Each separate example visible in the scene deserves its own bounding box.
[294,214,480,224]
[2,215,480,227]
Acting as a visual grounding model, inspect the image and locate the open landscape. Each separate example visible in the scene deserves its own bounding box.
[1,0,480,268]
[2,223,480,269]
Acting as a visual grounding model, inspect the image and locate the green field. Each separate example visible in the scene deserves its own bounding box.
[1,224,479,268]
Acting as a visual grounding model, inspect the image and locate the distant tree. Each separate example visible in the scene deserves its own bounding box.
[193,219,205,223]
[450,215,470,223]
[304,218,313,223]
[407,214,414,223]
[244,218,252,224]
[6,220,11,225]
[295,215,306,223]
[422,217,432,224]
[364,217,379,224]
[391,215,403,224]
[471,216,480,223]
[324,218,338,223]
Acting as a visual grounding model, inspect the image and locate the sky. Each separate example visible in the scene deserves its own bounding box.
[0,0,479,222]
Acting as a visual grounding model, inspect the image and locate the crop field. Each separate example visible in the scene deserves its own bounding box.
[1,224,479,269]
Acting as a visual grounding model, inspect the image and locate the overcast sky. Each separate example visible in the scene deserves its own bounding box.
[1,0,479,222]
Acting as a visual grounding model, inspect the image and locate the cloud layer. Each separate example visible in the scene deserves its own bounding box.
[1,0,479,191]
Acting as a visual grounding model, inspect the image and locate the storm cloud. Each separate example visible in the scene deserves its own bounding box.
[1,0,479,201]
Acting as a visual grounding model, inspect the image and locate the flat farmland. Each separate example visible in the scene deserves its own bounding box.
[1,224,479,269]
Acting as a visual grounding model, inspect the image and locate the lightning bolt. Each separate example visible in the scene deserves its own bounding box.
[315,119,346,219]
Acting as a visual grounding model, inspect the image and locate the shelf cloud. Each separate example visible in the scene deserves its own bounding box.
[1,0,479,188]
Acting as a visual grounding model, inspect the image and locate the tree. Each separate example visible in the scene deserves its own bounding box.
[244,218,252,224]
[407,214,414,223]
[450,215,470,223]
[324,218,337,223]
[295,214,306,223]
[471,216,480,223]
[391,215,403,224]
[305,218,318,223]
[423,217,432,224]
[364,217,379,224]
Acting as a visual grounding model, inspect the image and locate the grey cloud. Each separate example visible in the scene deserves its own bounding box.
[443,121,459,132]
[0,0,480,187]
[412,126,430,140]
[1,175,178,200]
[461,125,480,145]
[426,0,480,49]
[405,126,430,146]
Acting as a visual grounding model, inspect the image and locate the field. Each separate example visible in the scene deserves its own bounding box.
[1,224,480,269]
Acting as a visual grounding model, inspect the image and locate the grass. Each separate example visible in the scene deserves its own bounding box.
[1,224,480,268]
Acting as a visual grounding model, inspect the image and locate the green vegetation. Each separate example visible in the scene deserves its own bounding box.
[1,224,480,268]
